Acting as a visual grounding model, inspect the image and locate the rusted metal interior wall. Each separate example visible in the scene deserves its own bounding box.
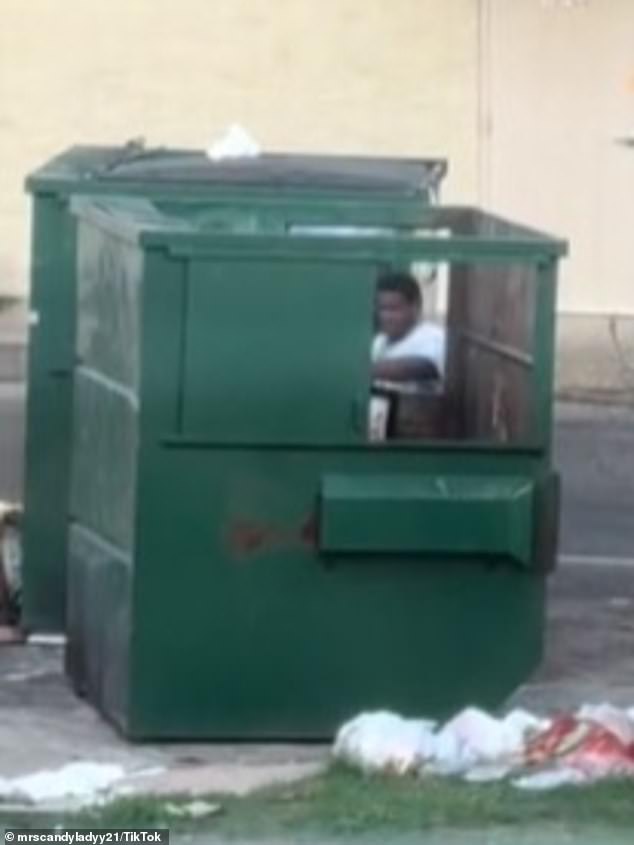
[447,260,536,442]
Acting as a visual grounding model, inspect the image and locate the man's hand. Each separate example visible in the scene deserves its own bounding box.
[371,356,440,383]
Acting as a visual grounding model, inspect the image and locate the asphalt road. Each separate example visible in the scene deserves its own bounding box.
[0,385,633,559]
[555,402,634,559]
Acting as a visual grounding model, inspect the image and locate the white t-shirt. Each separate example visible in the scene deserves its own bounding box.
[372,323,446,378]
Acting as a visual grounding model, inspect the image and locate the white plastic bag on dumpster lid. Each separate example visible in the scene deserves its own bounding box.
[333,711,437,775]
[206,125,260,161]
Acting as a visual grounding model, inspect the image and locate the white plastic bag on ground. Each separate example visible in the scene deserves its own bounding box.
[333,711,437,775]
[206,125,260,161]
[426,708,546,777]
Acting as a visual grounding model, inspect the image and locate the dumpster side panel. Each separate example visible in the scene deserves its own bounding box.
[128,447,546,739]
[21,369,73,631]
[70,372,138,550]
[66,221,141,727]
[66,524,132,733]
[76,222,143,392]
[70,222,141,549]
[27,193,77,367]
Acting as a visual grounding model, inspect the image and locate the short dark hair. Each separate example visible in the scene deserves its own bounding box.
[376,271,422,307]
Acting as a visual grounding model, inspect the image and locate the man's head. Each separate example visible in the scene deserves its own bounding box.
[376,271,422,341]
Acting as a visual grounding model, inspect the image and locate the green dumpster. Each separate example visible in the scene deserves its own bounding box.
[67,195,566,739]
[23,144,447,632]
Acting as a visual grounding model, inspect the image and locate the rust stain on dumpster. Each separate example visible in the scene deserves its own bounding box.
[227,513,317,559]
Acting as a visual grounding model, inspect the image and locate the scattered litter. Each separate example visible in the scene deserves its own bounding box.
[0,763,171,810]
[513,768,590,791]
[524,713,634,779]
[206,124,260,161]
[0,762,125,806]
[5,667,53,682]
[463,764,517,783]
[164,800,223,820]
[428,707,545,776]
[27,633,66,646]
[333,711,437,775]
[334,703,634,790]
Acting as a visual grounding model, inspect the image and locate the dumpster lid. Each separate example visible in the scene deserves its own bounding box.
[27,144,447,195]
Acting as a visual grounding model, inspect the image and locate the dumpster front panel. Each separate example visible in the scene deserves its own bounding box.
[128,447,546,739]
[181,258,374,444]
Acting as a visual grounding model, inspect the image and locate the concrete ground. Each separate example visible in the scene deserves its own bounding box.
[509,560,634,712]
[0,643,325,791]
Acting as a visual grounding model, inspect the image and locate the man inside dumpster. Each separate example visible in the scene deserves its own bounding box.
[371,270,446,391]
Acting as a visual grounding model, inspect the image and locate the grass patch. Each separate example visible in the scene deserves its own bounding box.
[2,766,634,838]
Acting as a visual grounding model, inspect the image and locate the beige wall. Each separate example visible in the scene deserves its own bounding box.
[482,0,634,315]
[0,0,479,298]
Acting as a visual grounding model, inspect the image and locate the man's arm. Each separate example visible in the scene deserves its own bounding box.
[372,356,440,383]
